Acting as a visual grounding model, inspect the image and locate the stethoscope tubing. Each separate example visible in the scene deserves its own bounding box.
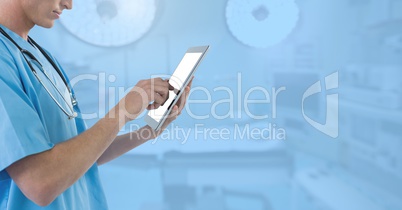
[0,27,78,119]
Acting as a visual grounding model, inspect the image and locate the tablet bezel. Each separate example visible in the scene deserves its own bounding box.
[145,45,210,131]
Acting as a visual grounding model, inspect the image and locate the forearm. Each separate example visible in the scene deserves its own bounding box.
[5,77,172,206]
[97,87,190,165]
[97,125,155,165]
[6,107,126,206]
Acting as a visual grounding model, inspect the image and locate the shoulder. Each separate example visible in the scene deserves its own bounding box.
[0,36,23,84]
[0,35,18,65]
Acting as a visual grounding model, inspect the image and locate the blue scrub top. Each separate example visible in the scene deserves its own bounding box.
[0,25,108,210]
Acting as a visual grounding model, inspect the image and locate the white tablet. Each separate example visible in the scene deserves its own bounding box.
[145,45,210,131]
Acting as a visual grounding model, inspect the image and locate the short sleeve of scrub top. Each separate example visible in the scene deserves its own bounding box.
[0,43,53,170]
[0,25,108,210]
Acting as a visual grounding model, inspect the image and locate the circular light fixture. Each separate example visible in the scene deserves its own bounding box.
[60,0,157,47]
[226,0,300,48]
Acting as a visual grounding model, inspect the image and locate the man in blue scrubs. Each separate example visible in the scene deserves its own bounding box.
[0,0,190,209]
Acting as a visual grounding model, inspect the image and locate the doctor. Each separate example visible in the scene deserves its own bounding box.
[0,0,190,209]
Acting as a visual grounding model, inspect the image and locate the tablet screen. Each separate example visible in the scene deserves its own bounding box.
[170,52,203,90]
[148,52,203,122]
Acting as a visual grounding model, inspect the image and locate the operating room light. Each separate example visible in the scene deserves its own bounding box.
[60,0,156,47]
[226,0,300,48]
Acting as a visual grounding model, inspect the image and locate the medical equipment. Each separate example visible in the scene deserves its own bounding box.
[60,0,157,47]
[0,27,78,119]
[225,0,299,48]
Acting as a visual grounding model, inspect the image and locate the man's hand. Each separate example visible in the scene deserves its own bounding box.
[144,77,194,138]
[96,78,194,166]
[117,78,173,123]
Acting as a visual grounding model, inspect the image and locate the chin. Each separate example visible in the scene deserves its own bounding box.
[38,21,55,29]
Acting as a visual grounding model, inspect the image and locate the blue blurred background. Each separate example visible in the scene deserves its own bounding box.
[30,0,402,209]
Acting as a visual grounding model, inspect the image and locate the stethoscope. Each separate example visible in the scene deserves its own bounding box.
[0,27,78,120]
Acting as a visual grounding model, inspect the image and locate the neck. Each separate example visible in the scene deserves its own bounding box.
[0,1,34,40]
